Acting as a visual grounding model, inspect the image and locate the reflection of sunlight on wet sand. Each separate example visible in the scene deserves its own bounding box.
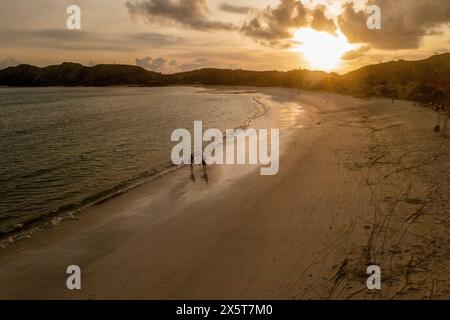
[279,103,305,129]
[261,97,305,130]
[190,90,308,190]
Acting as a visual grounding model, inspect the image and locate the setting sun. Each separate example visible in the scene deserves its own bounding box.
[292,28,357,71]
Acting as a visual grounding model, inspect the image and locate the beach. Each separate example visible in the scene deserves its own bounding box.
[0,88,449,300]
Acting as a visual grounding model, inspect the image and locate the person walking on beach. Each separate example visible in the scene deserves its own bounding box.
[202,156,208,181]
[190,153,195,180]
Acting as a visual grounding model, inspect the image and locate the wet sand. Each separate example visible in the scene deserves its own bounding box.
[0,88,449,300]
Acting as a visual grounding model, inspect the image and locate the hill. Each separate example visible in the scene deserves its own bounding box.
[0,54,449,104]
[0,62,163,86]
[338,53,450,103]
[166,68,330,89]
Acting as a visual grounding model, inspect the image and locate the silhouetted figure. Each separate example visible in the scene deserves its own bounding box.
[202,156,208,182]
[190,153,195,181]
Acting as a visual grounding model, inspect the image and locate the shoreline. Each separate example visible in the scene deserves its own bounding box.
[0,84,436,105]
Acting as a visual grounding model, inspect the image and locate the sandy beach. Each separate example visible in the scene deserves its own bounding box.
[0,88,449,300]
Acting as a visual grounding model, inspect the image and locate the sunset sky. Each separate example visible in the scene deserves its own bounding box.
[1,0,449,73]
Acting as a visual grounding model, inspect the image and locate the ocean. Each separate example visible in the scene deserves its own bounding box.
[0,86,265,234]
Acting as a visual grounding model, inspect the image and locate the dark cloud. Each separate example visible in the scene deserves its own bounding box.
[341,46,371,60]
[310,5,336,34]
[0,30,120,51]
[136,56,177,72]
[338,0,450,50]
[0,57,21,70]
[126,0,236,31]
[132,32,184,46]
[241,0,308,47]
[219,3,253,15]
[235,0,450,51]
[0,29,181,52]
[240,0,337,48]
[1,29,90,45]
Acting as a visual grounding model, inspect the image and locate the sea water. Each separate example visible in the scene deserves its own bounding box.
[0,86,264,234]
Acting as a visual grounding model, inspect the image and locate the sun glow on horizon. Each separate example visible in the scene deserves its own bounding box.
[292,28,358,71]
